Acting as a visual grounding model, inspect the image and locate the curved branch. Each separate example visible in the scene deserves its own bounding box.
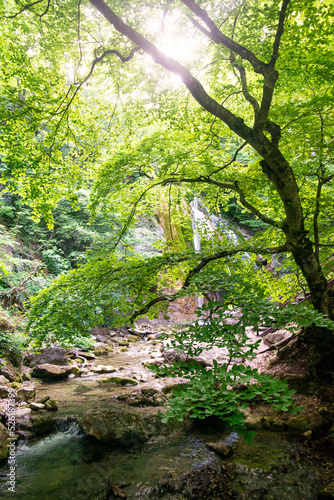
[6,0,44,18]
[163,175,280,228]
[208,141,247,178]
[180,0,268,75]
[49,46,140,150]
[88,0,256,145]
[130,242,287,322]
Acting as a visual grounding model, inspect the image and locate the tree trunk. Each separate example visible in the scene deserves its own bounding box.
[260,151,334,380]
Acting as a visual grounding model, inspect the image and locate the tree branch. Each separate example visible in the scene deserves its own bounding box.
[6,0,44,18]
[232,62,260,120]
[208,141,247,178]
[254,0,290,132]
[270,0,291,68]
[180,0,268,75]
[162,175,280,228]
[49,46,140,151]
[130,242,287,322]
[88,0,256,146]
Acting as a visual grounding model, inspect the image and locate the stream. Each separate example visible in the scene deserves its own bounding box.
[0,422,319,499]
[0,340,321,499]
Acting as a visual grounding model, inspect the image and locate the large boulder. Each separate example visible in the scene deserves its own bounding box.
[25,347,69,368]
[31,363,73,380]
[81,404,187,445]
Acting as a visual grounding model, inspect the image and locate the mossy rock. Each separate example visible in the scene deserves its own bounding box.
[10,381,21,389]
[98,377,138,386]
[81,404,189,444]
[262,416,285,432]
[45,399,58,411]
[70,365,81,377]
[32,415,57,436]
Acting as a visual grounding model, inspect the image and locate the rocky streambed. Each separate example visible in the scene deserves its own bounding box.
[0,327,334,498]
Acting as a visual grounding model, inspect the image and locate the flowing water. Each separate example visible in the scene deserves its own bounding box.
[0,332,321,499]
[0,421,319,499]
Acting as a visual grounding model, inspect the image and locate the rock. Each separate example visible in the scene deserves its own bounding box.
[303,430,312,438]
[22,371,32,382]
[93,343,110,355]
[0,375,10,385]
[32,415,57,436]
[262,416,285,432]
[0,358,18,382]
[68,350,96,360]
[16,430,34,440]
[15,408,32,418]
[0,422,9,463]
[162,349,210,368]
[81,404,185,445]
[287,414,323,434]
[98,377,138,386]
[36,396,50,404]
[31,363,73,380]
[141,388,158,396]
[70,365,81,377]
[263,329,291,346]
[25,347,69,368]
[243,408,263,431]
[29,402,45,411]
[16,419,34,430]
[45,399,58,411]
[17,385,36,401]
[0,385,9,398]
[95,334,109,343]
[153,393,168,406]
[78,351,96,360]
[90,365,116,374]
[150,352,162,359]
[10,382,21,389]
[206,442,234,458]
[158,462,231,499]
[22,365,33,381]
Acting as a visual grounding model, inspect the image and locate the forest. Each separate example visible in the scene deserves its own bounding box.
[0,0,334,498]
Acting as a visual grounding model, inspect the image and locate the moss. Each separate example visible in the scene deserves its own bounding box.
[98,377,138,386]
[10,381,21,389]
[45,399,58,411]
[33,415,56,436]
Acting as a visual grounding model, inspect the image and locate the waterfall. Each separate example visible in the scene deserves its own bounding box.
[190,197,205,311]
[190,197,203,253]
[190,198,250,311]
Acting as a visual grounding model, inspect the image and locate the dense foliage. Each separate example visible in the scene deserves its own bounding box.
[0,0,334,382]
